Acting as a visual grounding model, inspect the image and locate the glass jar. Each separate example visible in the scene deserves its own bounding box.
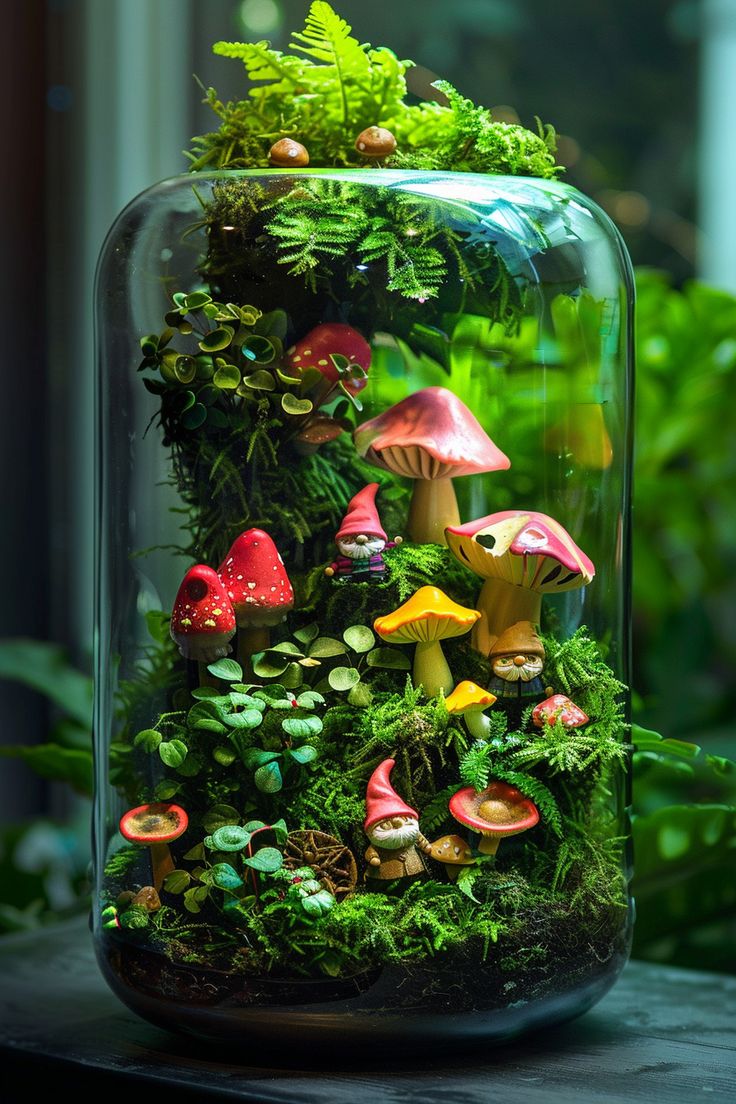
[93,169,634,1049]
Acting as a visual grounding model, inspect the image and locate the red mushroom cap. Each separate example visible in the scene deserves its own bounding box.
[445,509,595,592]
[170,564,236,662]
[532,694,589,729]
[119,803,189,844]
[449,782,539,837]
[286,323,371,396]
[354,387,510,479]
[218,529,294,628]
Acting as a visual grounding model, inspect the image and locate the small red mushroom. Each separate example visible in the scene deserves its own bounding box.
[286,323,371,399]
[532,694,589,729]
[119,803,188,891]
[218,529,294,666]
[170,565,236,664]
[449,782,539,856]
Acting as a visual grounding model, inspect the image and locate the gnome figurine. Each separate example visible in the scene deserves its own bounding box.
[487,620,547,721]
[325,483,402,582]
[363,758,431,882]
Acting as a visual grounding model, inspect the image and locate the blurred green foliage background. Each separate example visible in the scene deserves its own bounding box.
[0,0,733,975]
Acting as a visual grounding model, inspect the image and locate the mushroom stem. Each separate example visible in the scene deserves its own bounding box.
[197,662,221,689]
[465,711,491,741]
[408,477,460,546]
[473,578,542,655]
[236,626,271,671]
[413,640,453,697]
[149,841,175,891]
[477,835,501,856]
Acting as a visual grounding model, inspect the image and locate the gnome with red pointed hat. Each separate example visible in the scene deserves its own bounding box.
[363,758,431,881]
[325,483,402,582]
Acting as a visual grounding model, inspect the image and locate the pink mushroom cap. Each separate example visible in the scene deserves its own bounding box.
[532,694,589,729]
[354,387,510,480]
[445,509,595,592]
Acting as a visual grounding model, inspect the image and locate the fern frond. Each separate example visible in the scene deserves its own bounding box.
[422,785,458,833]
[491,765,563,838]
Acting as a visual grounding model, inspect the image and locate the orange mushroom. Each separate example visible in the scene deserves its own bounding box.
[354,387,510,545]
[119,803,188,891]
[449,782,539,856]
[444,681,497,741]
[374,586,479,697]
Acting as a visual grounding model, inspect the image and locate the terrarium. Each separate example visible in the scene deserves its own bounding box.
[93,4,634,1050]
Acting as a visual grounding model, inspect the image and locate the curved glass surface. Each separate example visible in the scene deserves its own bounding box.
[93,170,634,1047]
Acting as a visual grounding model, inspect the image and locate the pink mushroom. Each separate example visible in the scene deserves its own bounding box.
[532,694,589,729]
[445,510,595,655]
[354,387,510,545]
[218,529,294,665]
[170,565,236,663]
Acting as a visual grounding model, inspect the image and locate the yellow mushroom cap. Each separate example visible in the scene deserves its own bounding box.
[444,680,497,714]
[374,586,480,644]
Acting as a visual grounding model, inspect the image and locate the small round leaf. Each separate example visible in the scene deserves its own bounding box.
[134,728,161,752]
[243,846,283,873]
[213,362,241,389]
[343,625,375,653]
[159,739,188,768]
[281,394,313,416]
[328,667,361,692]
[254,760,283,793]
[207,658,243,681]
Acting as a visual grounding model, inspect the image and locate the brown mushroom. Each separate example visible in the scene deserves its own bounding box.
[445,510,595,655]
[449,782,539,856]
[374,586,480,697]
[119,803,189,891]
[355,387,510,545]
[428,834,475,881]
[269,138,309,167]
[355,126,397,160]
[131,886,162,912]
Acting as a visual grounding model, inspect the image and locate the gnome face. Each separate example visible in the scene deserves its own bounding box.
[367,814,419,850]
[337,532,386,560]
[492,653,544,683]
[489,621,545,682]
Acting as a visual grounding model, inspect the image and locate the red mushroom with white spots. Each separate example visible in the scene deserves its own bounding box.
[170,564,236,664]
[532,694,589,730]
[445,510,595,656]
[354,387,510,546]
[286,322,371,401]
[218,528,294,666]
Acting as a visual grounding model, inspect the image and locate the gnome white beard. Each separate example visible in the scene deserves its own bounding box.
[367,818,419,850]
[493,655,544,683]
[337,536,386,560]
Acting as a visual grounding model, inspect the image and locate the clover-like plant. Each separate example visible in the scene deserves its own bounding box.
[252,622,410,703]
[164,815,288,915]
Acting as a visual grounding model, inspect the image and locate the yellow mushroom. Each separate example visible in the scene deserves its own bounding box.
[444,680,497,741]
[374,586,479,697]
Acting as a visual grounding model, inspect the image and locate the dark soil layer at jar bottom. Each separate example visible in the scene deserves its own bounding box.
[98,926,631,1051]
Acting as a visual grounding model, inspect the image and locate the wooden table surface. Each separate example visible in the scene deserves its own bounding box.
[0,918,734,1103]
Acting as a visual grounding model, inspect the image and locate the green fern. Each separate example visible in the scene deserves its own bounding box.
[458,739,562,837]
[188,3,561,180]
